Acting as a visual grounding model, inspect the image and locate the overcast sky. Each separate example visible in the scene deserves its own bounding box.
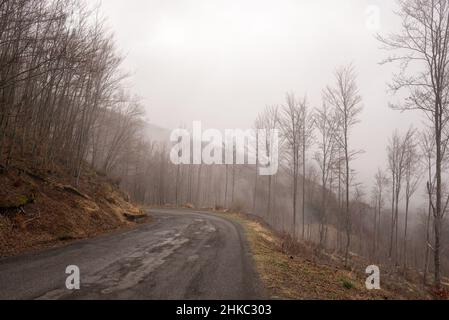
[99,0,427,202]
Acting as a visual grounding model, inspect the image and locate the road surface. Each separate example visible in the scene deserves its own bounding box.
[0,209,264,300]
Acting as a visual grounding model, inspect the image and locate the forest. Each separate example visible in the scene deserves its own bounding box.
[1,0,449,293]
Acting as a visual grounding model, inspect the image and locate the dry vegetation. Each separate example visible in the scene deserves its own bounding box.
[0,161,146,258]
[0,0,151,258]
[2,0,449,296]
[218,211,443,300]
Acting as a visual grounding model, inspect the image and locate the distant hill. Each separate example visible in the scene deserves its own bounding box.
[139,121,172,143]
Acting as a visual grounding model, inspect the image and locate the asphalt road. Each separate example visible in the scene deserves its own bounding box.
[0,209,263,300]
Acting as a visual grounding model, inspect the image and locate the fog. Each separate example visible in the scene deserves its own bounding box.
[100,0,425,195]
[2,0,448,294]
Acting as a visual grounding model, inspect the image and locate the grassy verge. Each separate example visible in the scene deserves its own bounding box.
[218,211,431,300]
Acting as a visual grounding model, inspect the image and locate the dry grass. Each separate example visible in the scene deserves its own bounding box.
[219,212,433,300]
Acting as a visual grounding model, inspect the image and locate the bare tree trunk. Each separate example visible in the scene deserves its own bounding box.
[232,164,235,208]
[197,164,202,208]
[423,189,432,286]
[302,136,306,240]
[344,138,351,267]
[373,204,378,259]
[403,197,410,270]
[389,173,395,259]
[253,132,259,213]
[224,164,229,208]
[175,164,180,207]
[434,115,442,287]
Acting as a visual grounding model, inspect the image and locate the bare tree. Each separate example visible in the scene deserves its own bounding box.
[420,129,436,285]
[371,169,389,260]
[403,131,421,270]
[280,93,303,238]
[387,128,415,265]
[256,106,280,218]
[323,64,363,266]
[314,101,338,248]
[300,98,315,239]
[252,126,260,214]
[378,0,449,287]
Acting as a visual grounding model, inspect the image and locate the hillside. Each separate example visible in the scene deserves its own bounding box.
[140,121,171,143]
[0,162,146,258]
[216,211,442,300]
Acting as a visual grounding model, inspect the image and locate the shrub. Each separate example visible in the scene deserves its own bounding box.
[341,278,354,290]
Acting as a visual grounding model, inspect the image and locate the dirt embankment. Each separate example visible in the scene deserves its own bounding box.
[0,163,146,258]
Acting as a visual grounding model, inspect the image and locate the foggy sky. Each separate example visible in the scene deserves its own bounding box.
[100,0,427,205]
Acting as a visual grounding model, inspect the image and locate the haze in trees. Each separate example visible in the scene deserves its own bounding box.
[2,0,449,297]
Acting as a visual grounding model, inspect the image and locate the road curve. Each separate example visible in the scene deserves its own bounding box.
[0,209,264,300]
